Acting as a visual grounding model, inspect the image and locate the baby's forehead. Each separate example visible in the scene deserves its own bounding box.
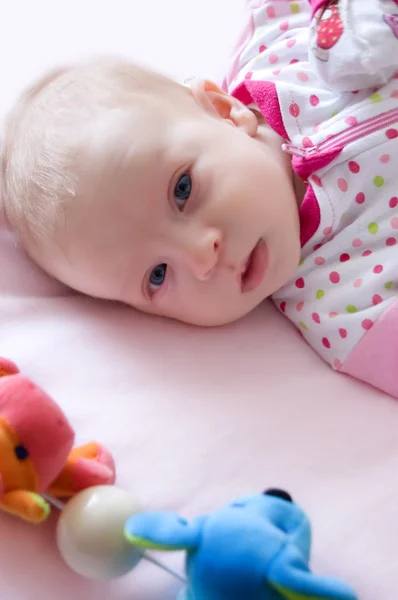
[81,99,202,192]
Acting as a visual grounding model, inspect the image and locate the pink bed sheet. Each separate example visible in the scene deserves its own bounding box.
[1,2,398,599]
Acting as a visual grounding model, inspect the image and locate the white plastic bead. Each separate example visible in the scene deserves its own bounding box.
[56,485,142,579]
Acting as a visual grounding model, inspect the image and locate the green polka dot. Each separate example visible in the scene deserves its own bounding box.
[373,176,384,188]
[385,281,393,290]
[340,212,346,222]
[299,322,308,331]
[316,289,325,300]
[368,222,379,234]
[370,93,382,103]
[299,258,305,266]
[346,304,358,314]
[331,109,339,117]
[290,2,300,13]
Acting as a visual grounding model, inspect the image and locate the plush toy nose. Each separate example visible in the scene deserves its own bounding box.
[263,488,293,502]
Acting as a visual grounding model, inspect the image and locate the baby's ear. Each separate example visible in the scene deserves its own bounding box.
[190,79,258,136]
[125,512,203,552]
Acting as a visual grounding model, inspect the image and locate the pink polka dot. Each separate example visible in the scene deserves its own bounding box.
[362,250,372,257]
[302,136,314,148]
[280,301,286,313]
[272,69,281,76]
[269,54,279,64]
[391,217,398,229]
[329,312,339,319]
[352,238,363,248]
[362,319,373,331]
[290,58,299,64]
[395,73,398,79]
[386,237,396,246]
[372,294,383,305]
[296,301,304,312]
[312,312,321,324]
[297,72,309,82]
[289,102,300,117]
[295,277,305,289]
[314,123,321,133]
[266,5,276,18]
[280,20,289,31]
[287,38,297,48]
[389,197,398,208]
[313,243,322,251]
[373,265,383,274]
[314,256,325,266]
[259,44,267,52]
[345,116,358,127]
[355,192,365,204]
[333,359,342,369]
[340,253,350,262]
[338,178,348,192]
[339,328,347,339]
[322,337,331,349]
[391,90,398,99]
[354,278,363,288]
[245,71,253,80]
[348,161,360,174]
[329,271,340,284]
[380,154,390,163]
[386,128,398,139]
[312,174,322,187]
[323,226,332,235]
[310,94,320,106]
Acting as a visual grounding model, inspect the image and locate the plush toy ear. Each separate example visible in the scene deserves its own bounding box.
[125,512,204,552]
[268,545,357,600]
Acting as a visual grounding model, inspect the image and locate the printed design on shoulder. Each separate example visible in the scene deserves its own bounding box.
[310,1,344,62]
[383,13,398,38]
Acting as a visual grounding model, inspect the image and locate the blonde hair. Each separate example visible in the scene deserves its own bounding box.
[0,58,189,250]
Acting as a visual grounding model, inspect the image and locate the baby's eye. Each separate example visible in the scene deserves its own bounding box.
[174,172,192,211]
[149,263,167,293]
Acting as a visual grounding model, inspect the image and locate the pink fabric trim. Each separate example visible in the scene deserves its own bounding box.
[221,11,255,92]
[299,184,321,247]
[341,300,398,399]
[308,0,329,18]
[292,146,342,181]
[233,80,290,140]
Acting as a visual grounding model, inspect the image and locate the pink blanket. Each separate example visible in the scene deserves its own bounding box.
[1,2,398,599]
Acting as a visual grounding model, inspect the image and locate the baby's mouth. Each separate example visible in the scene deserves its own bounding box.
[240,239,269,293]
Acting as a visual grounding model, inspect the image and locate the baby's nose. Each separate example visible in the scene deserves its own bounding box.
[186,228,222,281]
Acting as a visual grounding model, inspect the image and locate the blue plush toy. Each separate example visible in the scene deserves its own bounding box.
[125,489,358,600]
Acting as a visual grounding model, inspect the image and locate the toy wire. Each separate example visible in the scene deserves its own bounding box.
[44,494,187,585]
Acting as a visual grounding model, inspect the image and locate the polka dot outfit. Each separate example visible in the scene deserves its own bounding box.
[224,0,398,395]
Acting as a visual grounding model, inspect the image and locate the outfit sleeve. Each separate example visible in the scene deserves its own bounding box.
[307,0,398,92]
[222,0,311,92]
[340,300,398,399]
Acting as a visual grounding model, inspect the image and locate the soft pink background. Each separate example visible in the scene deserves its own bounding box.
[1,1,398,599]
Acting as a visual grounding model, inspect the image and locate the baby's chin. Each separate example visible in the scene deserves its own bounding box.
[149,297,267,328]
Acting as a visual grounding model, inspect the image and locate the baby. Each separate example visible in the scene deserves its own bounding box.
[1,0,398,397]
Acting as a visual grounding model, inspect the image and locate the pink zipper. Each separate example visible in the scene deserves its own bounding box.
[282,107,398,158]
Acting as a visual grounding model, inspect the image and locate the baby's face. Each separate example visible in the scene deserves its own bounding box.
[47,83,301,326]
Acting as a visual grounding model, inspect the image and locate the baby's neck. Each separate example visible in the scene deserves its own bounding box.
[254,111,306,207]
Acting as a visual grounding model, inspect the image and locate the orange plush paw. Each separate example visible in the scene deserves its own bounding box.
[47,442,116,498]
[0,490,51,524]
[0,358,20,378]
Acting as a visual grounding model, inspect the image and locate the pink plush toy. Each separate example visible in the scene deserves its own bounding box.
[0,358,116,524]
